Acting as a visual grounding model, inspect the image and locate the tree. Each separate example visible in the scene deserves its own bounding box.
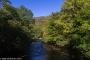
[43,0,90,59]
[0,0,11,8]
[17,5,33,21]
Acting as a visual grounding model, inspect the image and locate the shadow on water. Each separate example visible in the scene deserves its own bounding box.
[46,45,70,60]
[48,50,69,60]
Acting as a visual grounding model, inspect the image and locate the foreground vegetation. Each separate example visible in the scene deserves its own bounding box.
[0,0,33,57]
[0,0,90,60]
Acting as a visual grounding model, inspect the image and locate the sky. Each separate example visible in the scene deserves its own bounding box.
[10,0,64,17]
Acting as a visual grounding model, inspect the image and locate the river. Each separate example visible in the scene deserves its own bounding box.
[26,40,69,60]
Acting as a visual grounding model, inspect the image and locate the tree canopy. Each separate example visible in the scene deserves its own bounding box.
[0,0,33,57]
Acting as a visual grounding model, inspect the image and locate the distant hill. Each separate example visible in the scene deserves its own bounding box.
[33,16,49,25]
[33,16,49,21]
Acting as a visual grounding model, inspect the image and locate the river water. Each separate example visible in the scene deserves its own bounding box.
[26,41,69,60]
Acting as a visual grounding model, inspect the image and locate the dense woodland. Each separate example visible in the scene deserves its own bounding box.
[0,0,33,57]
[0,0,90,60]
